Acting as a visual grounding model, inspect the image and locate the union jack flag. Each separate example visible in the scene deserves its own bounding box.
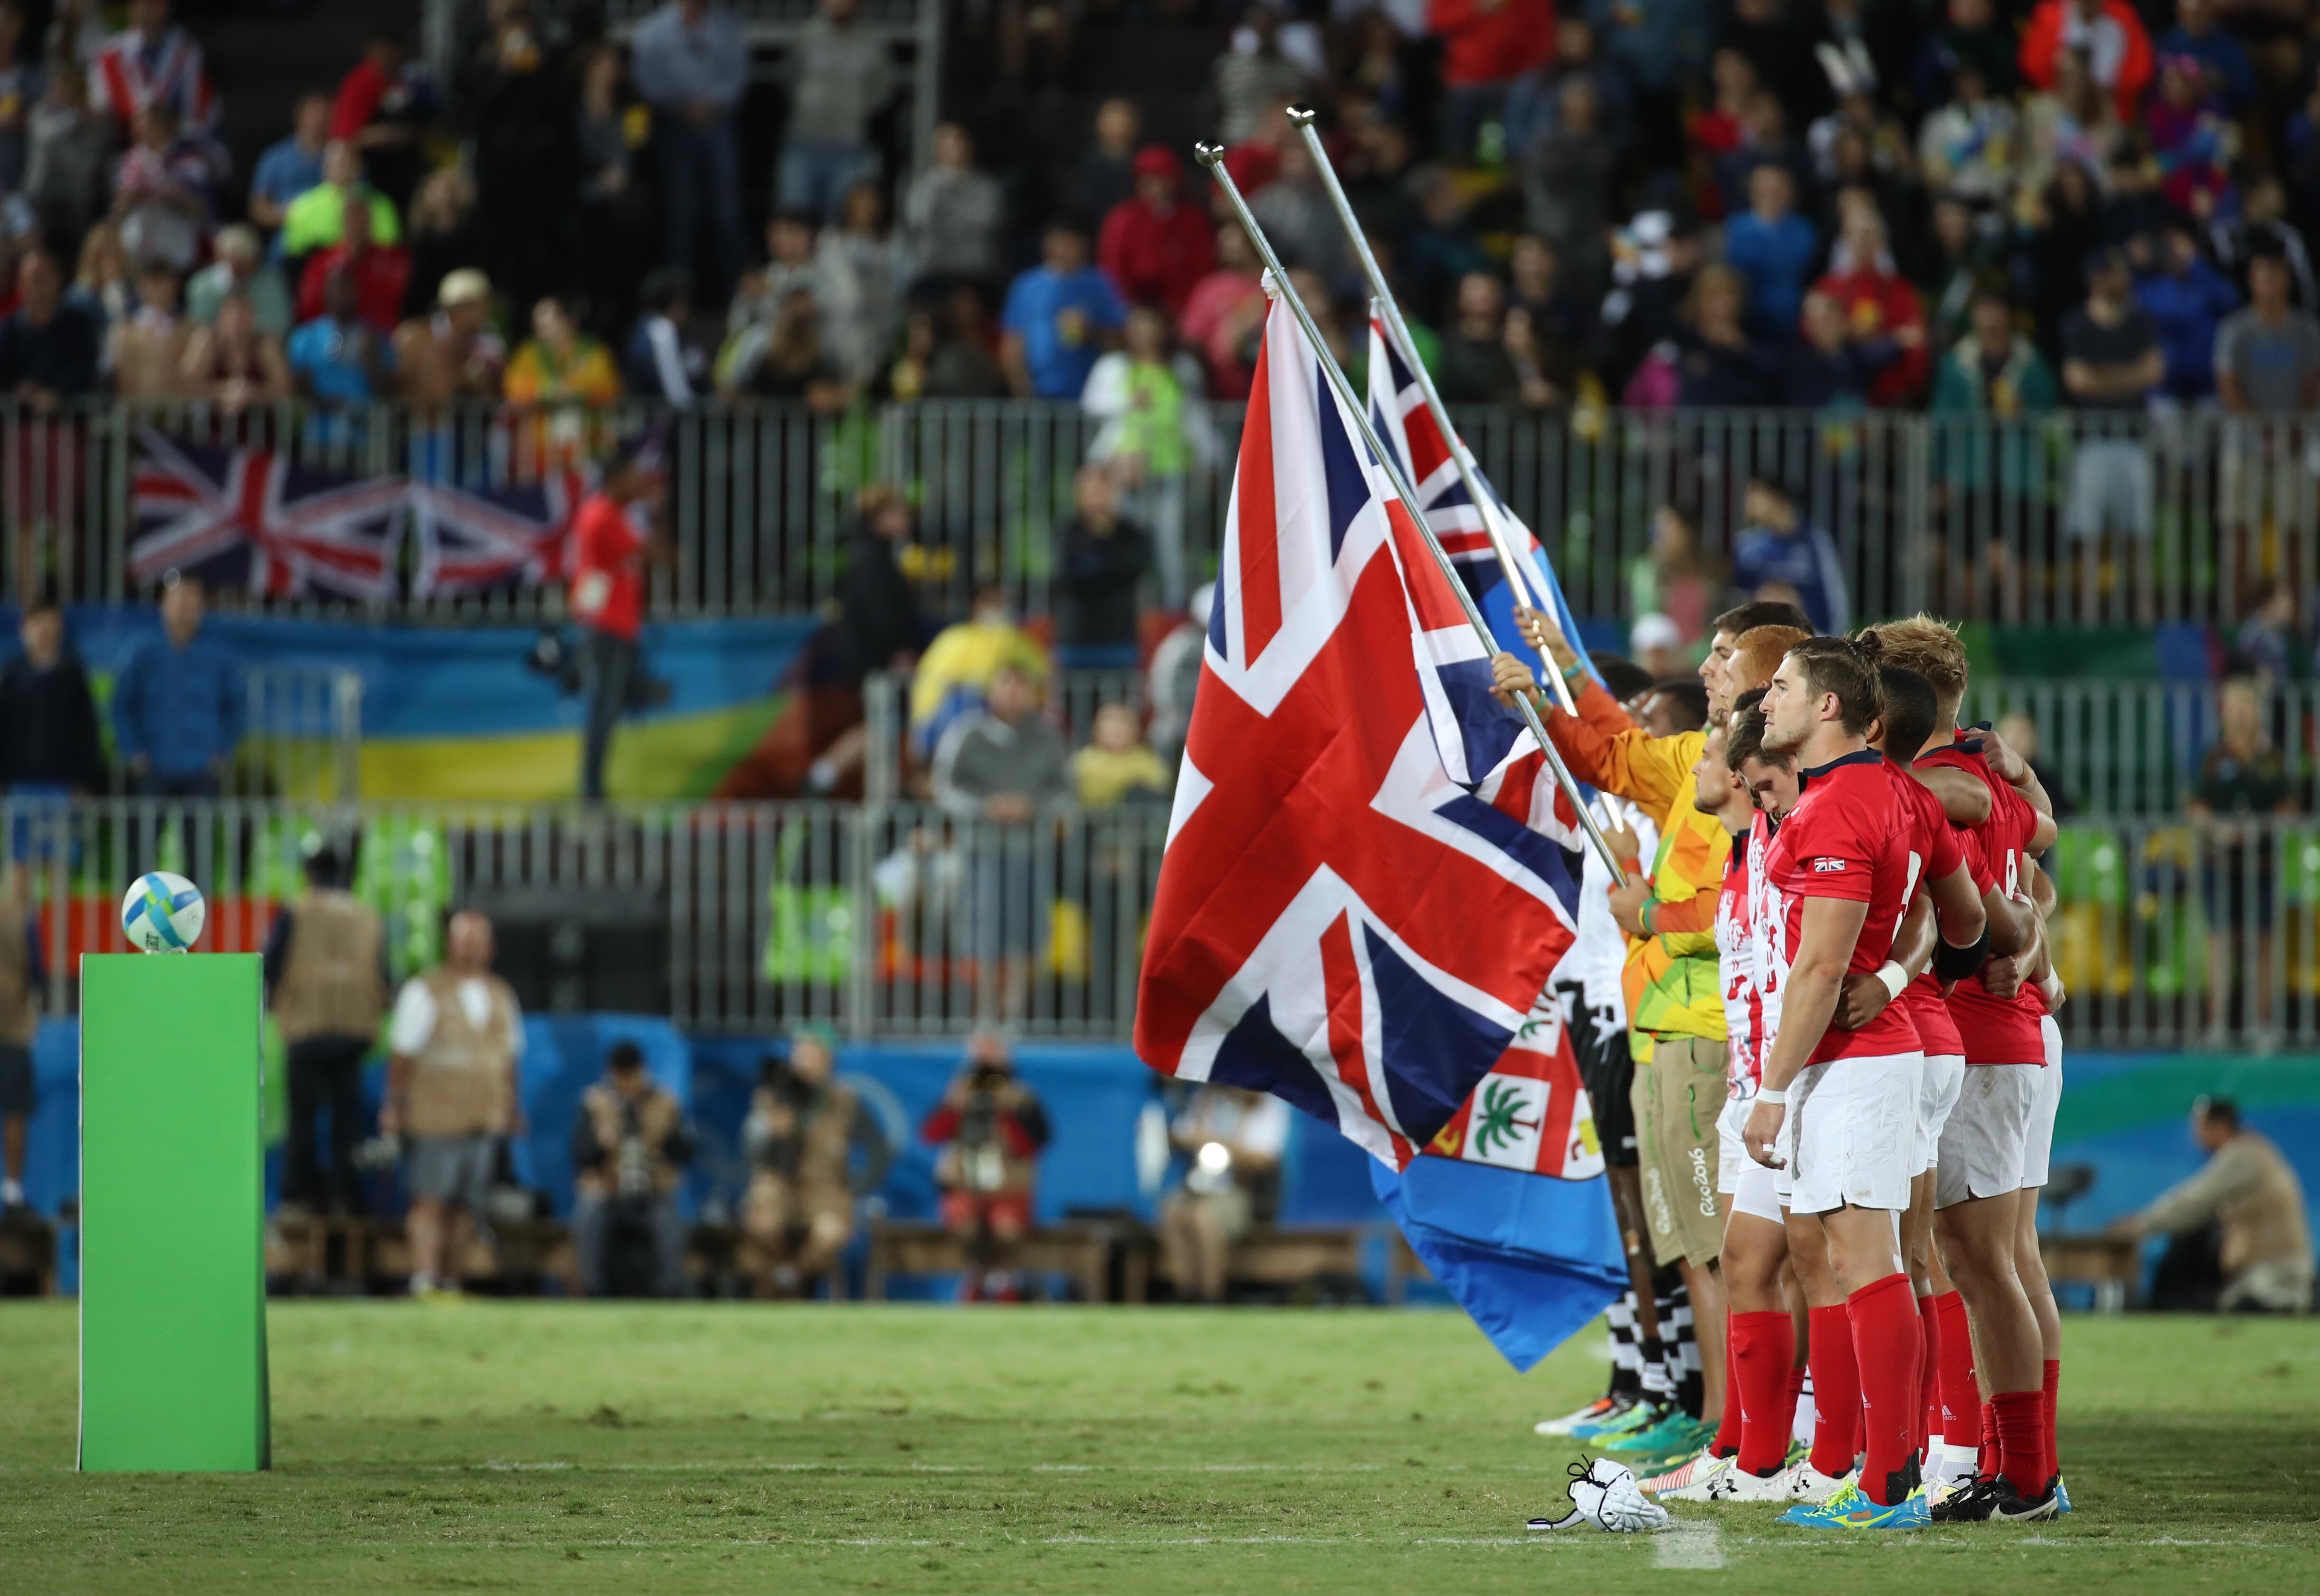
[129,431,406,600]
[1134,288,1581,1168]
[408,471,585,597]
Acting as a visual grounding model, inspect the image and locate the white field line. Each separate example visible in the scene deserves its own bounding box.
[1653,1520,1726,1569]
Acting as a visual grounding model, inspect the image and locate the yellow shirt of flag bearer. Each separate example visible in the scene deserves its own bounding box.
[1620,805,1730,1061]
[1424,989,1605,1179]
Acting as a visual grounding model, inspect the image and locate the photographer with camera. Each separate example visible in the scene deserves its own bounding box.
[740,1027,891,1297]
[1159,1084,1289,1304]
[569,1041,695,1298]
[919,1031,1050,1302]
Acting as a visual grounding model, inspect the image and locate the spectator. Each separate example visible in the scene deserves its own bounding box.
[0,863,38,1213]
[1097,145,1216,316]
[1428,0,1554,159]
[402,165,485,323]
[570,1041,694,1299]
[1214,7,1310,146]
[110,571,239,798]
[504,294,620,469]
[901,122,1005,289]
[392,267,506,406]
[1179,223,1266,399]
[1671,262,1782,406]
[818,181,906,384]
[0,593,105,795]
[2230,577,2296,683]
[186,224,292,336]
[568,434,670,801]
[1916,61,2018,208]
[1505,15,1636,165]
[2215,245,2320,414]
[1437,269,1525,403]
[1001,219,1124,400]
[88,0,215,147]
[1931,291,2062,507]
[919,1033,1051,1301]
[1072,702,1171,808]
[1911,0,2016,105]
[383,911,523,1301]
[1722,163,1816,342]
[876,291,1007,400]
[1994,708,2072,817]
[835,485,924,684]
[1629,611,1688,680]
[573,44,651,332]
[1082,304,1198,603]
[1159,1084,1289,1302]
[22,61,110,263]
[2,247,99,406]
[2187,676,2297,1033]
[1812,205,1928,404]
[2060,244,2162,539]
[1521,75,1617,303]
[1785,284,1898,408]
[459,0,577,314]
[1148,581,1209,770]
[287,267,393,442]
[2156,0,2252,114]
[1719,0,1826,132]
[280,141,403,262]
[1400,165,1492,326]
[2023,162,2106,348]
[105,256,181,397]
[2019,48,2120,201]
[1246,138,1350,281]
[248,92,331,237]
[934,663,1073,1020]
[1919,197,1995,357]
[722,286,851,408]
[2019,0,2152,125]
[739,1029,890,1297]
[778,0,893,224]
[629,0,752,294]
[2120,1096,2312,1312]
[2212,174,2316,312]
[1069,98,1141,234]
[1730,473,1849,634]
[331,26,434,211]
[2145,55,2232,219]
[1052,463,1154,670]
[294,192,410,336]
[109,104,209,273]
[0,2,33,200]
[623,266,702,402]
[718,213,835,382]
[1627,507,1711,646]
[179,289,291,416]
[2136,223,2240,403]
[264,844,389,1218]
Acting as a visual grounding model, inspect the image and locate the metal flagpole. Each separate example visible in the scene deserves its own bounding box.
[1284,105,1580,717]
[1193,142,1626,884]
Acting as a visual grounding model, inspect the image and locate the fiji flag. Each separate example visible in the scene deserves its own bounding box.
[1365,318,1598,694]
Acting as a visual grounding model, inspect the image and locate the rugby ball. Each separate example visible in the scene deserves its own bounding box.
[122,872,206,953]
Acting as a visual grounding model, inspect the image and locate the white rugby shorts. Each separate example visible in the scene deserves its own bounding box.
[1715,1092,1785,1223]
[2020,1017,2064,1189]
[1916,1052,1966,1176]
[1778,1051,1924,1216]
[1936,1062,2040,1208]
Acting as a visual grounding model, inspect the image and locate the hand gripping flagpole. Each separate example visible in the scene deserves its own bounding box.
[1284,105,1579,718]
[1194,142,1627,885]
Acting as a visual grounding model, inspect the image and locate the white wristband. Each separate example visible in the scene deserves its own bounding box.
[1756,1086,1787,1106]
[1875,961,1910,1001]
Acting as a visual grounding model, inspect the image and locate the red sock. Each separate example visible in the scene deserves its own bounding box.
[1991,1389,2047,1499]
[1780,1362,1807,1446]
[1978,1401,1999,1479]
[2043,1358,2062,1480]
[1846,1273,1921,1505]
[1711,1316,1742,1458]
[1730,1310,1794,1475]
[1917,1294,1940,1458]
[1932,1291,1978,1452]
[1806,1303,1860,1480]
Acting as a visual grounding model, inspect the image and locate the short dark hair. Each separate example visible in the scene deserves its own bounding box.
[609,1041,647,1073]
[1646,679,1710,732]
[2195,1094,2240,1130]
[1788,635,1883,737]
[1727,704,1774,771]
[1730,686,1767,716]
[1875,665,1939,764]
[1590,651,1657,704]
[1043,216,1087,238]
[303,843,348,887]
[1714,598,1815,638]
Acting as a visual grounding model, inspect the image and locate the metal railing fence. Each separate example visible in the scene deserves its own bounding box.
[18,398,2320,632]
[9,797,2320,1051]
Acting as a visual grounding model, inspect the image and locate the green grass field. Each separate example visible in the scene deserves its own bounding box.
[1,1302,2314,1594]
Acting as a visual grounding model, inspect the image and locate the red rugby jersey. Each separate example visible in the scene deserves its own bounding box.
[1918,741,2046,1065]
[1763,750,1924,1065]
[1715,835,1765,1092]
[1889,760,1970,1060]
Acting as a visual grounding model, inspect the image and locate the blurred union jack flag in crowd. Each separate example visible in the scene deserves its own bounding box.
[1134,287,1581,1168]
[408,471,584,597]
[129,431,407,600]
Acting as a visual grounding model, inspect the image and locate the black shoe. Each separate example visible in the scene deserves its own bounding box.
[1929,1472,2006,1523]
[1992,1474,2062,1523]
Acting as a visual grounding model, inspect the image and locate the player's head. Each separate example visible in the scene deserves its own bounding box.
[1702,598,1815,714]
[1871,662,1940,768]
[1727,694,1798,819]
[1763,636,1881,756]
[1692,719,1749,817]
[1591,652,1657,714]
[1727,622,1810,699]
[1864,614,1969,728]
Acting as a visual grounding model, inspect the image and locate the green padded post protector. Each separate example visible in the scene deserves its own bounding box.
[80,953,270,1471]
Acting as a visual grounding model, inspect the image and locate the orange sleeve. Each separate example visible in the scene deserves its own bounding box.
[1645,893,1718,937]
[1543,679,1692,818]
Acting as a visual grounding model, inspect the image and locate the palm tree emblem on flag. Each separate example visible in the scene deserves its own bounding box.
[1469,1078,1543,1160]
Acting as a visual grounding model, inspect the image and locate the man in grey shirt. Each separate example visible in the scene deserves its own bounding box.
[2215,244,2320,414]
[933,664,1072,1019]
[631,0,749,301]
[780,0,894,222]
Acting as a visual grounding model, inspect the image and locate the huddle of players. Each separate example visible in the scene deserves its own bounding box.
[1496,606,2068,1530]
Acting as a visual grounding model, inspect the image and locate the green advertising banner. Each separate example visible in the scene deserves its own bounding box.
[79,953,270,1472]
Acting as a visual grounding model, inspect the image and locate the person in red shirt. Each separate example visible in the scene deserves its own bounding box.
[330,26,429,209]
[1428,0,1556,158]
[1743,637,1972,1525]
[2018,0,2153,125]
[294,196,409,335]
[1095,146,1216,316]
[567,432,669,800]
[1811,206,1928,406]
[919,1031,1050,1302]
